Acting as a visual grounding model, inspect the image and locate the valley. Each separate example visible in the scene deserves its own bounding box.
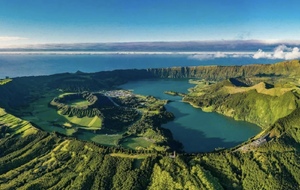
[0,60,299,189]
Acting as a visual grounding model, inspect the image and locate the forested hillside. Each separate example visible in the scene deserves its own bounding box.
[0,60,300,189]
[0,104,299,189]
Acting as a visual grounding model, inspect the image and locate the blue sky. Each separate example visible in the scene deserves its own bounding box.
[1,0,300,46]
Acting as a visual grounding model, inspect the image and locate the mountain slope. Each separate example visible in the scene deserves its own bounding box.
[147,60,300,80]
[0,106,299,189]
[0,60,300,189]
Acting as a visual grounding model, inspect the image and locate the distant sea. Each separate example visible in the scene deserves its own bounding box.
[0,54,283,79]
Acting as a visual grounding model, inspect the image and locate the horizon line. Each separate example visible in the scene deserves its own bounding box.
[2,39,300,48]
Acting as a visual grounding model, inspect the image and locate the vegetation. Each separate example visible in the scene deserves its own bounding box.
[0,108,298,189]
[184,76,300,128]
[147,59,300,80]
[0,60,300,189]
[0,78,12,85]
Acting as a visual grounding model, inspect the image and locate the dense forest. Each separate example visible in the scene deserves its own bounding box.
[0,60,300,189]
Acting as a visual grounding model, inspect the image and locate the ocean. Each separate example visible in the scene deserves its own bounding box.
[0,53,281,79]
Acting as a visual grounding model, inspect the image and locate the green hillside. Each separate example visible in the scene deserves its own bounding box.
[0,60,300,189]
[184,78,300,128]
[0,102,299,189]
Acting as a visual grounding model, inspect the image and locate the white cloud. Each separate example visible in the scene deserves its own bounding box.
[285,47,300,60]
[214,52,227,58]
[189,52,252,60]
[188,54,215,60]
[273,45,291,59]
[0,36,27,41]
[232,54,251,58]
[253,49,272,59]
[253,45,300,60]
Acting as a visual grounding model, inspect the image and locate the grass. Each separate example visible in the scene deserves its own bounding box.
[58,93,91,107]
[58,111,102,128]
[68,99,90,107]
[225,82,298,96]
[0,108,6,115]
[17,89,168,149]
[58,92,74,98]
[121,137,154,150]
[0,108,38,137]
[110,153,152,159]
[21,90,102,136]
[0,78,12,85]
[77,132,123,146]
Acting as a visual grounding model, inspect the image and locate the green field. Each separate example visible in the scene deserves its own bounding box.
[0,108,38,138]
[58,93,91,107]
[110,153,152,159]
[0,78,12,85]
[121,137,154,150]
[68,99,90,107]
[77,132,123,146]
[19,90,167,150]
[21,90,102,136]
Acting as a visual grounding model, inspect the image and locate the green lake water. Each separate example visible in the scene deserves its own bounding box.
[120,79,262,153]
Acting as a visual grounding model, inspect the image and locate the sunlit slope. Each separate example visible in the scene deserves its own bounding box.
[0,108,155,189]
[0,108,38,138]
[184,77,300,128]
[0,78,12,85]
[0,95,299,189]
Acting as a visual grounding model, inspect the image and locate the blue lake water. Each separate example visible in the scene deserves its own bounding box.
[120,79,261,153]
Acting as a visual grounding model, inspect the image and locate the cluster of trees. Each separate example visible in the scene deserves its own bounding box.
[112,96,141,107]
[0,125,159,190]
[0,125,10,138]
[1,126,299,189]
[100,106,139,131]
[1,116,299,190]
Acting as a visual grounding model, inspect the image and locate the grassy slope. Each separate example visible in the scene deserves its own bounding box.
[0,60,300,189]
[184,77,300,128]
[0,109,156,190]
[0,93,299,189]
[21,90,102,132]
[0,78,12,85]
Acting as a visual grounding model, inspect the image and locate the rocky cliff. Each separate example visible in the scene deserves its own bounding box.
[147,60,300,80]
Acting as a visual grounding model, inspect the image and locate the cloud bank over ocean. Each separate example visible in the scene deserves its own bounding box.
[1,41,300,61]
[253,45,300,60]
[189,45,300,61]
[188,52,252,60]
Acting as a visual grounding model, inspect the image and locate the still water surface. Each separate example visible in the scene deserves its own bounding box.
[120,79,261,152]
[0,54,279,78]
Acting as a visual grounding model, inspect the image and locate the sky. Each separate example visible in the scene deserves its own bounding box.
[1,0,300,47]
